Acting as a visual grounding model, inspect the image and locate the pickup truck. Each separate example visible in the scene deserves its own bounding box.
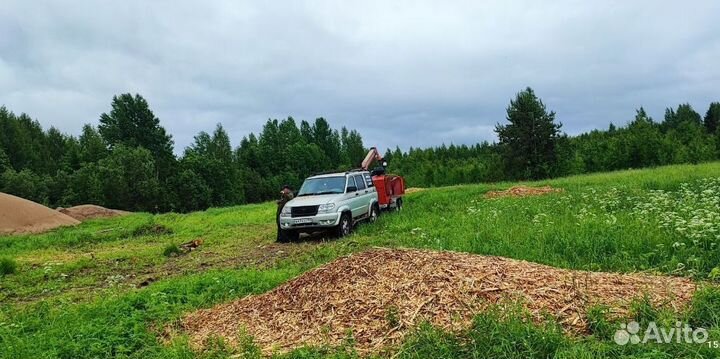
[278,170,379,241]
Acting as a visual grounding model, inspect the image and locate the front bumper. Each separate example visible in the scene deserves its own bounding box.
[279,212,341,230]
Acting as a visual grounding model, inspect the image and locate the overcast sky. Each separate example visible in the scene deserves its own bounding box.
[1,1,719,153]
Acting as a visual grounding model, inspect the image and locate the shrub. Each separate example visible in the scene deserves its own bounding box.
[162,243,182,257]
[0,257,17,275]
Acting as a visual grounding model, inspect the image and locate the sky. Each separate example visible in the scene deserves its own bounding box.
[1,1,719,154]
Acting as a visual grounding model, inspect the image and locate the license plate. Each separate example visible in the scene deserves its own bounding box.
[294,218,312,224]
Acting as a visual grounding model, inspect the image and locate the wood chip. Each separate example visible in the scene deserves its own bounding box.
[180,248,696,354]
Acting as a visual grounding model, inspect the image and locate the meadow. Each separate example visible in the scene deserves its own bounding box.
[2,162,720,358]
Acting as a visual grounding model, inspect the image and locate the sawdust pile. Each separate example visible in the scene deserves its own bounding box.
[0,192,80,235]
[57,204,129,221]
[485,185,563,199]
[181,248,695,354]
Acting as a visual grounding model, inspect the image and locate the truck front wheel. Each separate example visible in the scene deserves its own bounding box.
[335,213,352,238]
[277,229,299,243]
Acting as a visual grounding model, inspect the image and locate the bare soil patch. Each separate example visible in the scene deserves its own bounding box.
[0,192,80,235]
[485,185,563,199]
[181,248,695,354]
[57,204,130,221]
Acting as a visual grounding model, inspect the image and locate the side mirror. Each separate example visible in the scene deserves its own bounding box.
[346,186,357,193]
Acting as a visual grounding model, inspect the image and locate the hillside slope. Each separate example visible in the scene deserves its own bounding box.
[1,162,719,358]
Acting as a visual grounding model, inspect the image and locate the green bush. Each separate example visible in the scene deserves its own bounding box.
[0,257,17,275]
[162,243,182,257]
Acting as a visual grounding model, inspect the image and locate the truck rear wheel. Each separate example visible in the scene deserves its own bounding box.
[335,213,352,238]
[368,204,379,223]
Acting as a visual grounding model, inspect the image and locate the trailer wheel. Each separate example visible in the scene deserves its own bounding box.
[335,213,352,238]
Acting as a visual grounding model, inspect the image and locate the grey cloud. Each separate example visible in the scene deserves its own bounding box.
[1,1,719,153]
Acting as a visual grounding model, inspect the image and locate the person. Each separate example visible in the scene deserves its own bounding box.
[276,185,294,242]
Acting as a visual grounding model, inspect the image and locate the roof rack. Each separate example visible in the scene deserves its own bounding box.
[310,168,367,177]
[309,170,347,176]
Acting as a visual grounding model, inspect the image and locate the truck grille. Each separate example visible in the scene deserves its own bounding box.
[291,205,319,218]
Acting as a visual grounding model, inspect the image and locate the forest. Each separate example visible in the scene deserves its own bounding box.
[1,89,719,212]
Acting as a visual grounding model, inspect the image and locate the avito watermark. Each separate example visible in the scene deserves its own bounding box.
[614,321,709,345]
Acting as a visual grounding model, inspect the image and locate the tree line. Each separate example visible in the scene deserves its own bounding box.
[386,88,720,187]
[0,94,364,212]
[1,89,718,212]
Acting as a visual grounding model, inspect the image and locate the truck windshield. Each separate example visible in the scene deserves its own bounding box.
[297,176,347,196]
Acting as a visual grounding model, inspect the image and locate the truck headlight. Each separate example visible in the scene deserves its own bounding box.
[318,203,335,212]
[280,206,291,217]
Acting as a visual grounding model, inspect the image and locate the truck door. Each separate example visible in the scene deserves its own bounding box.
[353,174,370,215]
[346,176,363,218]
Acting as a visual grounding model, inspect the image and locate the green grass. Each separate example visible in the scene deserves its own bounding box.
[162,243,183,257]
[0,257,16,276]
[1,162,720,358]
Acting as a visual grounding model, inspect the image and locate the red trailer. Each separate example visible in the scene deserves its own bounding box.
[361,147,405,211]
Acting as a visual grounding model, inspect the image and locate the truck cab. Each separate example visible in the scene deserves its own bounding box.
[278,170,379,241]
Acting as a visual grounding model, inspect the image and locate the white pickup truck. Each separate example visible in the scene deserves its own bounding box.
[278,170,379,241]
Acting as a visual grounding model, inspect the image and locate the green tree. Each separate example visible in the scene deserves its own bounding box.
[47,170,73,207]
[182,124,243,207]
[97,145,161,211]
[676,103,703,125]
[662,103,702,132]
[705,102,720,134]
[45,127,69,174]
[98,94,175,177]
[495,87,563,180]
[311,118,342,168]
[1,169,49,205]
[68,163,104,205]
[626,108,663,167]
[342,128,366,167]
[167,169,212,212]
[79,124,108,164]
[0,148,10,172]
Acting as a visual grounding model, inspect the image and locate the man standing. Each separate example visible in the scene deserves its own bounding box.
[276,185,294,242]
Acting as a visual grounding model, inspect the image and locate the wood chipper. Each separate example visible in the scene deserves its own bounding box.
[360,147,405,211]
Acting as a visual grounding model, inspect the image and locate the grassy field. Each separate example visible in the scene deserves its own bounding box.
[2,162,720,358]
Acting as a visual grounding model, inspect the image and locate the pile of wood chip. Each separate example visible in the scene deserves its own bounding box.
[485,185,563,199]
[181,249,695,354]
[57,204,130,221]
